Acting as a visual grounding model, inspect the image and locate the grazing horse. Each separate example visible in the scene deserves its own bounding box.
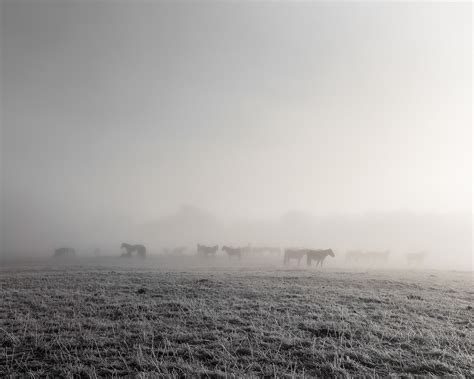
[121,243,146,259]
[197,244,218,257]
[307,249,335,267]
[54,247,76,258]
[283,249,307,266]
[406,252,427,265]
[222,246,242,260]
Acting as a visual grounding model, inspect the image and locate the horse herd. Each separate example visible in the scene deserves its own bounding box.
[53,243,428,266]
[197,245,336,267]
[53,243,336,267]
[197,244,281,260]
[53,243,147,259]
[284,248,335,267]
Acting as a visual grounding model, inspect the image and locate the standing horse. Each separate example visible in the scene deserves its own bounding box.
[283,249,307,266]
[306,249,335,267]
[121,243,146,258]
[222,246,242,261]
[197,244,219,258]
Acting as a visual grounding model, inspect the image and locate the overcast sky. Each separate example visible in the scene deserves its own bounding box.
[1,1,471,228]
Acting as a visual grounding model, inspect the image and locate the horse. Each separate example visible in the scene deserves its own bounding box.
[197,244,218,257]
[406,252,427,265]
[53,247,76,258]
[222,246,242,260]
[121,243,146,259]
[306,249,335,267]
[283,249,307,266]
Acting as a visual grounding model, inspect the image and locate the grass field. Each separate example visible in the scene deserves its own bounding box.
[1,260,472,377]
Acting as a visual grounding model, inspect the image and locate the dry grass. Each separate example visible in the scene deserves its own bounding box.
[1,263,472,377]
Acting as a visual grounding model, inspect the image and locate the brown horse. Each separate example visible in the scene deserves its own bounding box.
[306,249,335,267]
[283,249,307,266]
[197,244,219,257]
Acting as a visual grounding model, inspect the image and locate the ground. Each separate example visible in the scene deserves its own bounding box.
[1,259,472,377]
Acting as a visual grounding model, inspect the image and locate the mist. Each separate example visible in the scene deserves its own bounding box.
[1,2,473,377]
[0,2,472,270]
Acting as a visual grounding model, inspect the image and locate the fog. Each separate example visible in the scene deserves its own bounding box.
[0,2,472,270]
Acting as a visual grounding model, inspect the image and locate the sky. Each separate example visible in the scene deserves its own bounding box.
[0,2,472,255]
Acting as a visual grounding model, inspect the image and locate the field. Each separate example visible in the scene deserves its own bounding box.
[1,259,472,377]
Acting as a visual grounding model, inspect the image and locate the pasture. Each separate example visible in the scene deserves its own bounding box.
[1,259,472,377]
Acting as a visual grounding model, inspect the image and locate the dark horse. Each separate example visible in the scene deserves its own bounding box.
[306,249,335,267]
[53,247,76,258]
[283,249,307,266]
[197,244,218,257]
[121,243,146,258]
[222,246,242,261]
